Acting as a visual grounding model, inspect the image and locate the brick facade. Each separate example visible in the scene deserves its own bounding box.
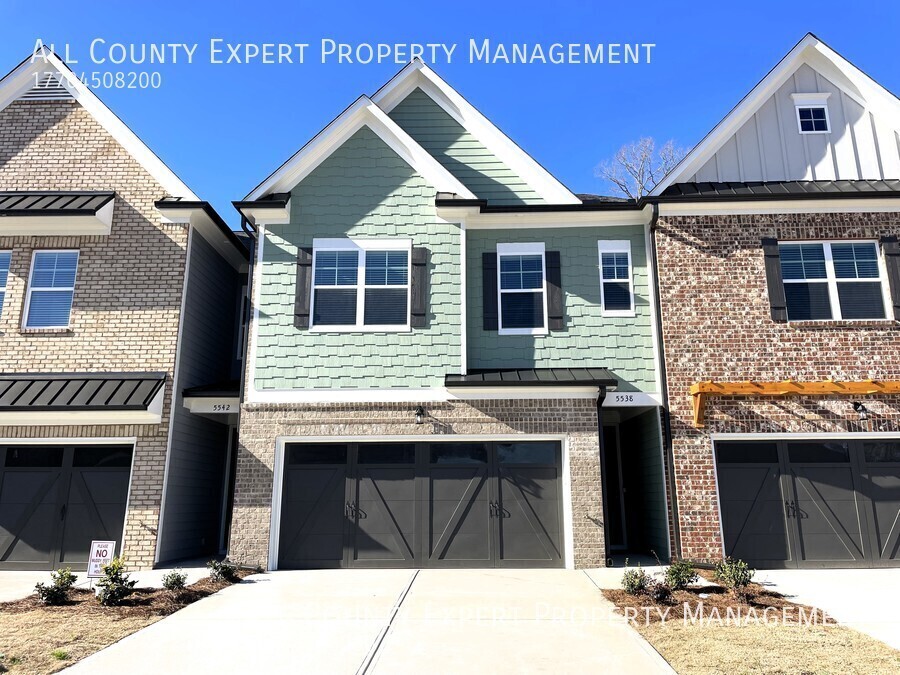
[655,211,900,562]
[229,398,606,569]
[0,100,188,568]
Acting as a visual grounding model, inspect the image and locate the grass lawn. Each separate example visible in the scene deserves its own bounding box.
[0,573,250,675]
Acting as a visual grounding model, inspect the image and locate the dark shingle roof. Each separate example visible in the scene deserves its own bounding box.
[659,180,900,200]
[0,191,114,215]
[0,373,165,411]
[445,368,616,388]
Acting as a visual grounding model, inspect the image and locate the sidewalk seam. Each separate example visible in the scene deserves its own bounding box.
[355,569,419,675]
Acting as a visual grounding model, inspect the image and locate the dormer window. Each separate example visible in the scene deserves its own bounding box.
[792,93,831,134]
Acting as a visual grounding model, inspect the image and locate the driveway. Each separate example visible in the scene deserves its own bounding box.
[65,569,673,674]
[756,568,900,650]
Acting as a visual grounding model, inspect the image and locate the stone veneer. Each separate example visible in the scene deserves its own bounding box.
[228,398,606,568]
[655,211,900,562]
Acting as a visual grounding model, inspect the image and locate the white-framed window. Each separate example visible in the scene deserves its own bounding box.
[779,241,890,321]
[497,242,547,335]
[23,250,79,329]
[792,93,831,134]
[598,240,634,316]
[310,238,411,331]
[0,251,10,316]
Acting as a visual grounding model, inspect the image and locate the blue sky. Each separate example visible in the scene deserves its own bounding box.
[1,0,899,223]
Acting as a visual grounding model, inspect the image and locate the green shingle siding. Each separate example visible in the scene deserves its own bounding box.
[388,88,544,206]
[254,126,462,390]
[466,227,657,392]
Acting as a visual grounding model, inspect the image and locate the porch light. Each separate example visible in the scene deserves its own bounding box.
[852,401,869,421]
[414,406,425,425]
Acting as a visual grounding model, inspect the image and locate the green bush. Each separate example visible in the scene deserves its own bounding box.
[621,564,650,595]
[96,556,137,606]
[50,649,68,661]
[162,569,187,592]
[665,559,699,591]
[714,557,755,598]
[34,567,77,605]
[207,559,238,583]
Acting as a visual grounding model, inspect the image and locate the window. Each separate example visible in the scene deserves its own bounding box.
[779,241,888,321]
[0,251,10,315]
[792,93,831,134]
[598,241,634,315]
[311,239,410,330]
[497,243,547,334]
[24,250,79,329]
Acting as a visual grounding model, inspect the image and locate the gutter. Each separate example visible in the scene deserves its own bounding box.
[595,387,612,566]
[238,216,256,406]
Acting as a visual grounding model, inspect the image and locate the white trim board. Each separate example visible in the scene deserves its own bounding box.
[658,198,900,216]
[710,431,900,440]
[0,385,164,426]
[245,386,617,404]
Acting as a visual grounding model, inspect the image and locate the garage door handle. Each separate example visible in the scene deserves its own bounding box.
[489,502,496,518]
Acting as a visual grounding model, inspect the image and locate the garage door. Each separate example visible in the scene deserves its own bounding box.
[0,445,133,570]
[715,439,900,568]
[277,441,564,569]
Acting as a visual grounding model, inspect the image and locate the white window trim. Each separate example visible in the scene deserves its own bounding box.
[598,240,635,318]
[792,93,832,135]
[0,250,10,316]
[309,238,412,333]
[22,249,79,330]
[496,242,548,336]
[780,239,892,322]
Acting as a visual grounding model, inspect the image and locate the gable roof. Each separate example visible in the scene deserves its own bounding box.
[245,95,476,200]
[0,48,197,199]
[652,33,900,195]
[372,60,580,205]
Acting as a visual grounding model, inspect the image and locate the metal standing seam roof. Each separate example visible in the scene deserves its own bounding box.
[445,368,617,387]
[0,191,115,215]
[0,373,166,411]
[658,180,900,200]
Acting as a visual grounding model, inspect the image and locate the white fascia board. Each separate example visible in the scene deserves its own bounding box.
[246,97,475,201]
[247,386,611,403]
[184,396,240,414]
[239,202,291,227]
[658,198,900,216]
[373,61,580,205]
[438,206,649,229]
[0,409,163,426]
[0,211,113,236]
[0,49,196,199]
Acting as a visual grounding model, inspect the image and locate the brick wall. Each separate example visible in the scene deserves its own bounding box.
[0,100,188,568]
[655,211,900,562]
[229,398,606,568]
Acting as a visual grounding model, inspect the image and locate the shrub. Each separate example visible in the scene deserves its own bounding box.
[621,564,650,595]
[95,556,136,606]
[665,559,699,591]
[207,559,238,583]
[34,567,77,605]
[50,649,68,661]
[714,557,755,598]
[162,569,187,593]
[646,580,673,604]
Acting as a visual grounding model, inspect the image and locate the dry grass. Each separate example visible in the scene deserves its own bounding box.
[0,573,252,675]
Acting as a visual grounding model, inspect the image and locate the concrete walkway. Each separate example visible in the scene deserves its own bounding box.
[65,569,674,674]
[756,568,900,650]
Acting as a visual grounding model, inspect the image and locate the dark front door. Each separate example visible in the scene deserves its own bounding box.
[0,445,133,571]
[278,440,564,569]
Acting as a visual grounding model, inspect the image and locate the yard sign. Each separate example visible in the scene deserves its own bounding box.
[87,540,116,578]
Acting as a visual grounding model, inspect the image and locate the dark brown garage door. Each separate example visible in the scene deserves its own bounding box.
[277,441,564,569]
[0,445,133,570]
[715,439,900,568]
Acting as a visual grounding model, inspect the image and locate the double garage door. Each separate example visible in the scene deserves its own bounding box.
[277,441,564,569]
[716,439,900,568]
[0,445,132,570]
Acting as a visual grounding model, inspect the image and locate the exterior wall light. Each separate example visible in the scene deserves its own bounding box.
[852,401,869,421]
[414,405,425,425]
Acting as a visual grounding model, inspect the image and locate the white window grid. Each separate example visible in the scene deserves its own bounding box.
[23,249,79,330]
[496,242,548,336]
[598,240,635,317]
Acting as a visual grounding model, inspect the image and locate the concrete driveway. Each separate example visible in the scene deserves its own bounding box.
[756,568,900,650]
[65,569,673,674]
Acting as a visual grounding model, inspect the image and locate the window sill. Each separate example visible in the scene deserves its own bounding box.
[601,311,636,318]
[498,328,549,336]
[788,319,898,330]
[20,326,73,335]
[309,325,412,334]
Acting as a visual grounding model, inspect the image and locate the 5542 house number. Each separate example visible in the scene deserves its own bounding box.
[212,403,233,412]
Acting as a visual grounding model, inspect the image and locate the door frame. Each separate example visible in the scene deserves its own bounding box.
[0,436,137,568]
[268,433,573,571]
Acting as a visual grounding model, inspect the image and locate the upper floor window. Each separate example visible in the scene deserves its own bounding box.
[24,250,79,329]
[311,239,410,330]
[792,93,831,134]
[0,251,10,315]
[779,241,887,321]
[497,243,547,335]
[598,241,634,316]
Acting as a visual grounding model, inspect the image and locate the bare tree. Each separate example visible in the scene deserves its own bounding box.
[595,137,686,200]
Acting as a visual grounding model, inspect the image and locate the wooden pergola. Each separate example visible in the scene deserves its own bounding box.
[689,380,900,427]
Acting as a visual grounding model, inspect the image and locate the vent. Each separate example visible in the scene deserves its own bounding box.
[19,72,74,101]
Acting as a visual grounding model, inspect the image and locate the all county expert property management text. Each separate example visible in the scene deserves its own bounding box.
[35,38,656,66]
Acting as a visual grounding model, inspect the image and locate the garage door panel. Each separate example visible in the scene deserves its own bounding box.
[791,468,867,564]
[351,468,416,565]
[427,468,492,565]
[496,466,562,566]
[859,469,900,563]
[279,465,347,568]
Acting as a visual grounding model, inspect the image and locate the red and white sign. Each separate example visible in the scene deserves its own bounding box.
[87,540,116,578]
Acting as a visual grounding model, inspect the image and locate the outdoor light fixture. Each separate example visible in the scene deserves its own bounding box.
[852,401,869,421]
[414,406,425,425]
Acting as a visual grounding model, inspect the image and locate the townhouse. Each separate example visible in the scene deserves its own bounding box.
[0,50,247,570]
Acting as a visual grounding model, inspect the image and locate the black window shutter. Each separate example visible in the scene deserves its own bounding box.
[880,236,900,318]
[546,251,564,330]
[410,246,429,328]
[482,252,498,330]
[294,246,313,329]
[761,237,788,323]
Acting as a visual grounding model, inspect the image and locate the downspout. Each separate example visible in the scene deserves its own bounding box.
[596,386,612,567]
[238,215,257,406]
[648,201,683,560]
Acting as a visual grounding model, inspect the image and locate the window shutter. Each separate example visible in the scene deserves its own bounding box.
[546,251,564,330]
[761,238,788,323]
[294,247,313,329]
[880,236,900,318]
[411,246,429,328]
[482,252,498,330]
